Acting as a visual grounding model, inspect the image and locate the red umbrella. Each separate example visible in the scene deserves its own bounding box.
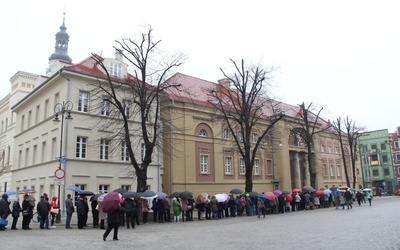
[101,192,121,213]
[264,192,276,200]
[315,190,324,195]
[285,194,293,203]
[292,188,301,193]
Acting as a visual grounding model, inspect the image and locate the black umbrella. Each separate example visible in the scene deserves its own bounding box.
[302,186,315,192]
[179,191,193,199]
[244,191,258,198]
[91,193,104,202]
[170,192,181,198]
[123,192,137,199]
[78,190,95,196]
[230,188,243,195]
[113,188,128,195]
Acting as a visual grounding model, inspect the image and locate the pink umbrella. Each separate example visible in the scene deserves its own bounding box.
[264,192,276,200]
[101,191,121,213]
[315,190,324,195]
[273,189,282,196]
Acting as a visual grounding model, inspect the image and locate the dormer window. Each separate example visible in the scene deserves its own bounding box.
[109,62,122,77]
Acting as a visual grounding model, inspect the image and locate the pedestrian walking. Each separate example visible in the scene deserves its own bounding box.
[103,206,120,241]
[366,191,373,206]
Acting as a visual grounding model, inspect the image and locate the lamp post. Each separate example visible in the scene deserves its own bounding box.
[53,101,73,222]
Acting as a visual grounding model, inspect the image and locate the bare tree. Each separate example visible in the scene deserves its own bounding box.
[332,116,365,188]
[295,102,331,188]
[92,26,185,192]
[207,59,284,192]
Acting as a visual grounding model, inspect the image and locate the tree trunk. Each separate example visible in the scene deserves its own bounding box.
[136,168,148,192]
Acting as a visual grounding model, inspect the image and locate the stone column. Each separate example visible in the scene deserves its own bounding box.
[293,152,301,188]
[304,154,310,186]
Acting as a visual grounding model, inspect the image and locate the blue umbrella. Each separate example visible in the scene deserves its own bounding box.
[142,190,157,199]
[2,190,17,196]
[156,192,168,199]
[65,186,82,192]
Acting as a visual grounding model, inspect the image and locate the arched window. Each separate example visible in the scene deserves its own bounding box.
[199,129,207,137]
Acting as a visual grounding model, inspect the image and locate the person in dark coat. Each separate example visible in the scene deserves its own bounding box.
[76,196,86,229]
[36,195,50,229]
[11,197,21,230]
[0,193,11,230]
[91,198,99,228]
[157,198,165,223]
[21,194,34,230]
[124,198,135,229]
[103,206,120,241]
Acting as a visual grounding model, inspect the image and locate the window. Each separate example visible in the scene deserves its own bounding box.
[371,144,377,150]
[123,100,131,119]
[253,159,260,175]
[32,145,37,165]
[100,139,110,160]
[252,133,257,143]
[323,163,328,176]
[76,137,87,159]
[41,141,46,162]
[21,115,25,131]
[25,148,29,167]
[199,129,207,137]
[35,105,40,124]
[200,155,208,173]
[78,91,89,112]
[109,62,122,77]
[382,155,388,163]
[121,141,130,161]
[321,144,325,153]
[121,185,130,191]
[396,154,400,161]
[52,137,57,161]
[141,143,146,161]
[395,141,399,149]
[381,143,387,151]
[336,165,341,177]
[101,97,110,116]
[44,99,49,118]
[224,157,232,174]
[384,169,390,176]
[99,185,109,194]
[238,131,243,142]
[328,146,332,153]
[334,147,339,154]
[329,165,334,177]
[27,110,32,128]
[223,129,230,140]
[372,170,379,177]
[239,158,245,175]
[266,159,272,175]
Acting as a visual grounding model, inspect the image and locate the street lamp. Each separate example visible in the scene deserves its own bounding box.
[53,101,73,222]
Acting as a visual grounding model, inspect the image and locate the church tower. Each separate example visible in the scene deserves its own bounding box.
[46,12,72,75]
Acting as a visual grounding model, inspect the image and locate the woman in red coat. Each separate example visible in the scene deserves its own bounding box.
[49,196,59,228]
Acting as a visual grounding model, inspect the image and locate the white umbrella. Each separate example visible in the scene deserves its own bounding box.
[215,193,227,202]
[363,188,372,192]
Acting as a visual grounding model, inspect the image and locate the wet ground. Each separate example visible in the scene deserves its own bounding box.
[2,196,400,250]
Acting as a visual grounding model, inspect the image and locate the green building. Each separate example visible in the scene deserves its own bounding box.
[359,129,395,194]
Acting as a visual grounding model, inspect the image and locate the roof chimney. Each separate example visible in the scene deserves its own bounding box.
[115,49,123,61]
[218,78,231,88]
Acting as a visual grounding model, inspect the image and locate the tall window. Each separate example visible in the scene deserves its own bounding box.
[321,144,325,152]
[76,137,87,159]
[44,99,49,118]
[21,115,25,131]
[253,159,260,175]
[323,163,328,176]
[78,91,89,112]
[123,100,131,119]
[239,158,245,175]
[224,157,232,174]
[35,105,40,124]
[252,133,257,143]
[141,143,146,161]
[381,143,387,151]
[41,141,46,162]
[100,139,110,160]
[101,97,110,116]
[32,145,37,165]
[121,141,130,161]
[223,129,230,140]
[109,62,122,77]
[52,137,57,161]
[328,146,332,153]
[121,185,130,191]
[238,131,243,142]
[200,155,208,173]
[329,165,334,177]
[382,155,388,163]
[27,110,31,128]
[25,148,29,167]
[336,165,341,177]
[384,168,390,176]
[266,159,272,175]
[395,141,399,149]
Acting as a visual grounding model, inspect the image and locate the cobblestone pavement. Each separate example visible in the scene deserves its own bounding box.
[2,196,400,250]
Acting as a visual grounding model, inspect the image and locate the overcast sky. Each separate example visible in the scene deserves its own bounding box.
[1,0,399,132]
